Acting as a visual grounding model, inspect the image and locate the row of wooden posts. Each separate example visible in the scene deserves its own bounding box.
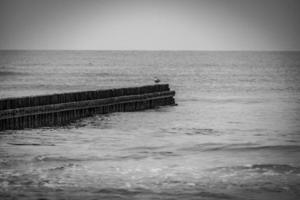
[0,84,176,131]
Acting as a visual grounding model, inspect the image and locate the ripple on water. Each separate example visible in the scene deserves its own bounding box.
[162,127,220,135]
[209,164,300,174]
[178,143,300,153]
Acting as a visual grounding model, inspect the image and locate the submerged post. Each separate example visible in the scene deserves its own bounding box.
[0,84,176,131]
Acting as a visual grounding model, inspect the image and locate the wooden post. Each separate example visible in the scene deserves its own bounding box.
[0,84,175,130]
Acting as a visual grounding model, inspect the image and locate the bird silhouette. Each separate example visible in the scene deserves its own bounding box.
[154,77,160,84]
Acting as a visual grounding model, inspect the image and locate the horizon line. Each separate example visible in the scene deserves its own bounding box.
[0,49,300,52]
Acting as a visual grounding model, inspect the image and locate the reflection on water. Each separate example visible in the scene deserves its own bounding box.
[0,51,300,199]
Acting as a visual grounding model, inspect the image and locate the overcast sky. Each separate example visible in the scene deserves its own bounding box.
[0,0,299,50]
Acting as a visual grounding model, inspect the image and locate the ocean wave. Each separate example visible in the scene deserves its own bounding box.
[123,146,166,151]
[32,155,139,162]
[33,155,86,162]
[7,142,55,146]
[178,97,264,104]
[94,188,150,195]
[32,155,130,162]
[163,127,219,135]
[116,150,180,160]
[211,164,300,174]
[179,143,300,152]
[93,188,233,200]
[0,71,28,76]
[48,163,78,171]
[251,164,300,173]
[32,150,180,163]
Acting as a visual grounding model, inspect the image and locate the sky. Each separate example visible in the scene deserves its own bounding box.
[0,0,299,50]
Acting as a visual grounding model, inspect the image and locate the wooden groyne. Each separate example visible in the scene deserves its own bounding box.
[0,84,176,131]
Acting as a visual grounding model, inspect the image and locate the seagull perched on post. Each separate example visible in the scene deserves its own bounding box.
[154,77,160,84]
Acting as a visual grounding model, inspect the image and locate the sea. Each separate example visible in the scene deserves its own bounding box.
[0,51,300,200]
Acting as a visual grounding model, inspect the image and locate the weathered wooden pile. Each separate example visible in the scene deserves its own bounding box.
[0,84,175,130]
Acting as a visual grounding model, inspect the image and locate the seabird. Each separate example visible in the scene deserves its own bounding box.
[154,77,160,84]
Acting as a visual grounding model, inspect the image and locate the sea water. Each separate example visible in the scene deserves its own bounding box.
[0,51,300,199]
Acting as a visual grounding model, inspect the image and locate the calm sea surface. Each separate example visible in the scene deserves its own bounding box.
[0,51,300,199]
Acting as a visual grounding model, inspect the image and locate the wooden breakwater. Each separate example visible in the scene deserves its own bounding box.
[0,84,175,131]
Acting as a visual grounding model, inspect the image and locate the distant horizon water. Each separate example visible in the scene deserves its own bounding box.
[1,49,300,52]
